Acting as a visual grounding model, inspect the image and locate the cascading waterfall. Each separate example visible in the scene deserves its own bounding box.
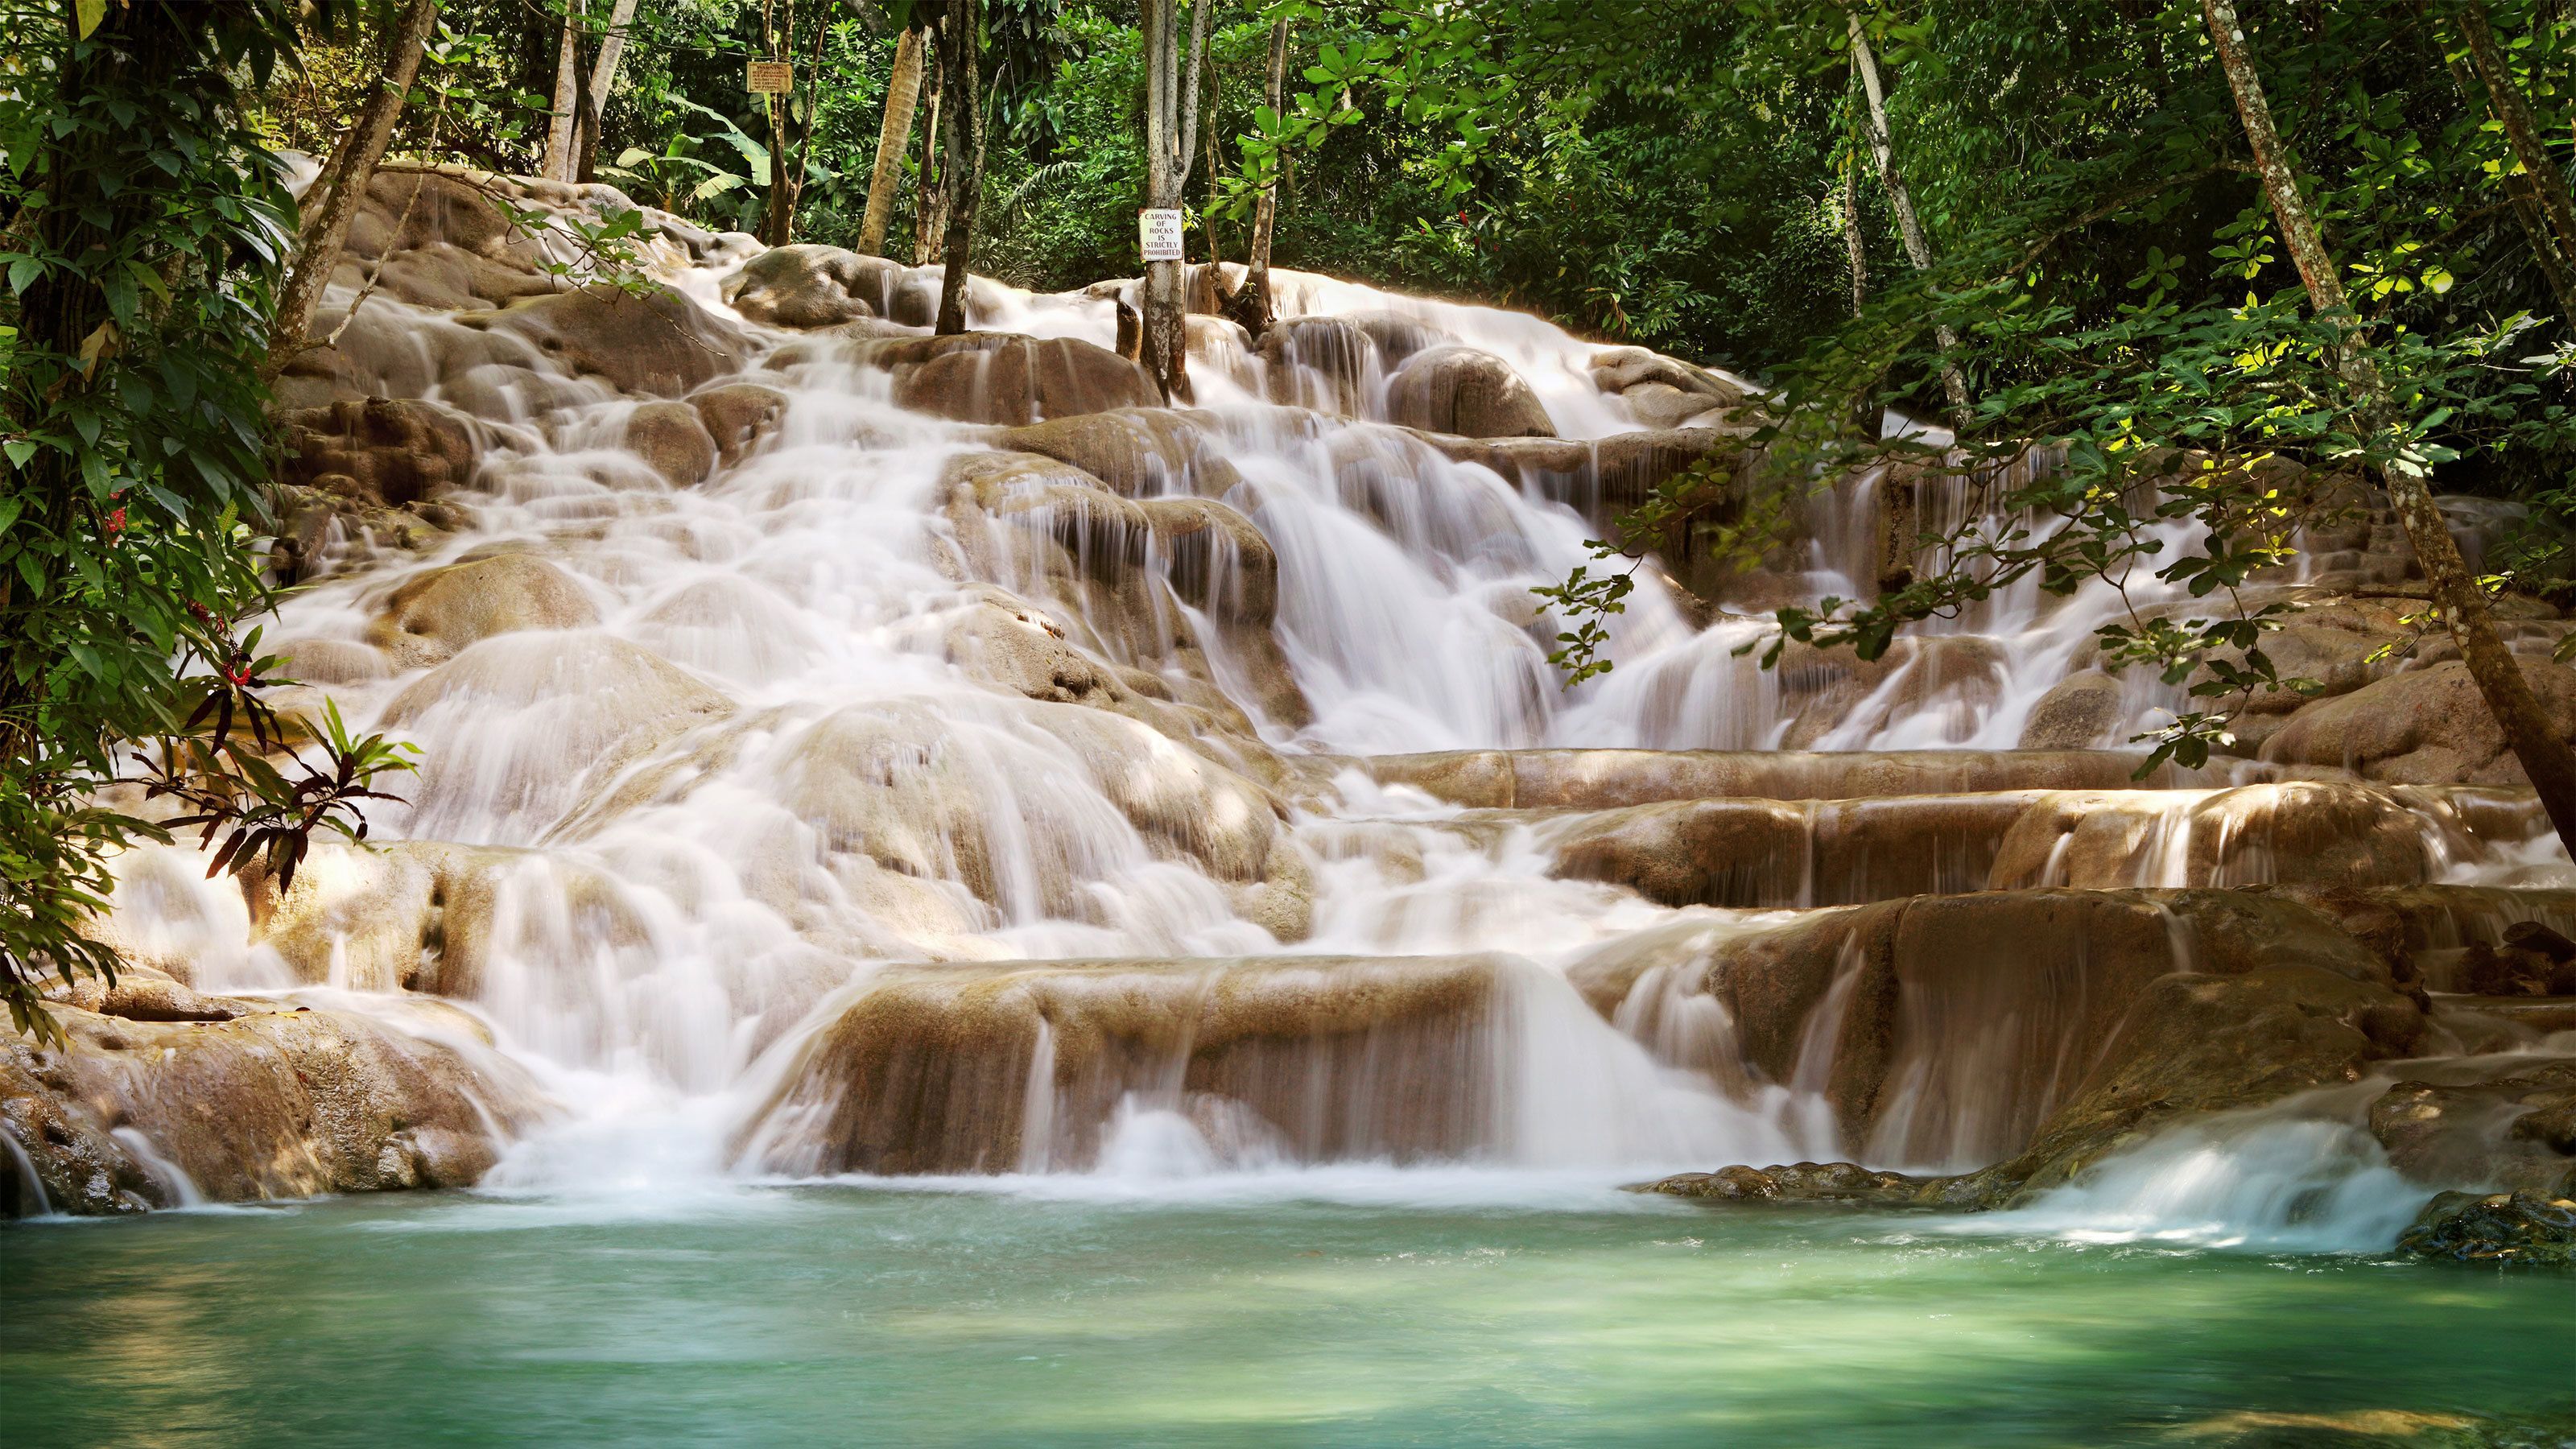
[67,209,2572,1245]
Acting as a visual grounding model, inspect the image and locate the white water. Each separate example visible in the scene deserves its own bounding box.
[85,244,2553,1247]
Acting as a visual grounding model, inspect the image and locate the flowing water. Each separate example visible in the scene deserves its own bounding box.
[9,232,2572,1441]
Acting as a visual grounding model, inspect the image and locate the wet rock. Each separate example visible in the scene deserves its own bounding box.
[1258,316,1382,415]
[2017,671,2128,750]
[366,552,601,667]
[1366,747,2198,810]
[331,167,564,312]
[623,400,720,486]
[2367,1058,2576,1193]
[749,954,1512,1174]
[2266,658,2576,786]
[465,284,753,398]
[1383,345,1556,439]
[1570,888,2421,1183]
[826,331,1159,426]
[1547,792,2036,908]
[278,396,481,507]
[724,243,904,327]
[997,408,1245,498]
[1,993,547,1214]
[687,382,790,467]
[1637,1161,1969,1207]
[2397,1187,2576,1265]
[1985,782,2471,892]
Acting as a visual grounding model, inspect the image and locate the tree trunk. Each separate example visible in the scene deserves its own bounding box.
[914,49,946,266]
[266,0,438,380]
[1228,16,1289,337]
[1141,0,1210,401]
[576,0,642,183]
[543,0,585,183]
[934,5,984,335]
[2203,0,2576,853]
[1847,14,1971,423]
[2458,0,2576,268]
[858,27,927,256]
[759,0,796,246]
[1840,151,1867,320]
[1202,46,1224,273]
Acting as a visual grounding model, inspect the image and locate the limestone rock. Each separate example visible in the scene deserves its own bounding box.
[623,400,720,486]
[2016,671,2128,751]
[1547,792,2037,908]
[2266,658,2576,785]
[1984,783,2467,892]
[2398,1188,2576,1265]
[1,993,547,1215]
[2368,1058,2576,1195]
[1637,1162,1963,1207]
[687,382,790,468]
[997,408,1245,498]
[278,396,481,507]
[724,244,904,327]
[366,552,601,667]
[873,332,1158,425]
[1383,345,1555,439]
[465,284,752,398]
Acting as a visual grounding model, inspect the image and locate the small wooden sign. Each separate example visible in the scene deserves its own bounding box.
[1138,208,1185,262]
[747,60,793,94]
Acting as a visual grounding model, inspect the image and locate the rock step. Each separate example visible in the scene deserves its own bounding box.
[1310,782,2547,910]
[1354,748,2338,811]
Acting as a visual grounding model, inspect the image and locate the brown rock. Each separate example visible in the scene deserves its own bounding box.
[465,284,753,398]
[2017,671,2128,751]
[687,382,790,467]
[724,244,905,327]
[278,396,481,507]
[366,552,601,667]
[2265,658,2576,785]
[623,400,719,486]
[1383,345,1556,439]
[827,332,1158,425]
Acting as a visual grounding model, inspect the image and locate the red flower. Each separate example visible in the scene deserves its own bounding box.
[103,506,126,535]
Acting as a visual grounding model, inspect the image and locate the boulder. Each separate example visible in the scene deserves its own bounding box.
[622,399,719,486]
[2368,1057,2576,1195]
[1259,316,1381,415]
[1,989,547,1215]
[1546,792,2037,908]
[1637,1162,1962,1207]
[687,382,790,467]
[1364,747,2191,810]
[2016,671,2128,750]
[277,396,481,507]
[464,284,753,398]
[366,552,601,667]
[1383,345,1555,439]
[2265,658,2576,785]
[826,332,1158,425]
[1984,783,2466,892]
[724,244,904,327]
[997,408,1245,498]
[2398,1188,2576,1265]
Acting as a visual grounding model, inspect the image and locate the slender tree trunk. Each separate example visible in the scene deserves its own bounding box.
[576,0,642,182]
[2422,0,2576,321]
[914,50,946,266]
[2458,0,2576,267]
[266,0,438,380]
[2203,0,2576,853]
[934,5,985,335]
[1847,14,1971,423]
[1229,16,1289,337]
[859,27,927,256]
[1141,0,1210,400]
[758,0,796,246]
[1840,154,1867,320]
[543,0,585,182]
[1202,48,1224,273]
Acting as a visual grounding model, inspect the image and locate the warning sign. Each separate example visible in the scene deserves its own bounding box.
[746,60,793,94]
[1138,208,1185,262]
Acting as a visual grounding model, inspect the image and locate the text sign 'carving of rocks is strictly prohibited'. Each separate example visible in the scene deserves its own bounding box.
[1138,208,1184,262]
[747,60,792,94]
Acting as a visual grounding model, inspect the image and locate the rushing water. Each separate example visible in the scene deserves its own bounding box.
[7,1183,2571,1448]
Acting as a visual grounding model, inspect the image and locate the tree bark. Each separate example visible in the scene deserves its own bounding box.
[758,0,796,246]
[934,4,985,335]
[1225,16,1289,338]
[266,0,438,381]
[543,0,585,183]
[1847,14,1971,423]
[2203,0,2576,853]
[576,0,642,182]
[2458,0,2576,269]
[859,27,927,256]
[1202,43,1224,272]
[1141,0,1211,401]
[914,47,946,266]
[1840,152,1867,320]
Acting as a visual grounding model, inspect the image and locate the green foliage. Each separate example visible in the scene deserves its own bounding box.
[0,0,411,1038]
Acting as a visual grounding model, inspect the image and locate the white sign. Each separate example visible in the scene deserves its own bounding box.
[1138,208,1185,262]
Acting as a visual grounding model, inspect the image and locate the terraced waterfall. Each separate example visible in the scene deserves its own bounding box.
[6,169,2575,1443]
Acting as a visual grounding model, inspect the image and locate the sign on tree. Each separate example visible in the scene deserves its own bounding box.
[747,60,793,95]
[1138,208,1185,262]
